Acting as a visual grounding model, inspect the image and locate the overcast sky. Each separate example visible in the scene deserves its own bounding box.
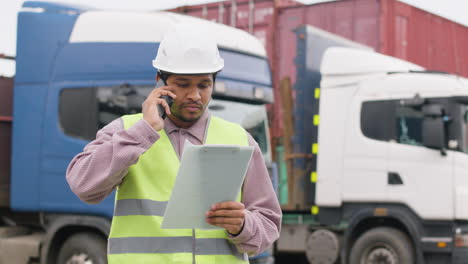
[1,0,467,76]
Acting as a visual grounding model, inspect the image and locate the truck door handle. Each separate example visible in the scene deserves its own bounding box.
[388,172,404,185]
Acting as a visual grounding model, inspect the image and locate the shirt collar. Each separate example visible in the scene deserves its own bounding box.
[164,109,211,143]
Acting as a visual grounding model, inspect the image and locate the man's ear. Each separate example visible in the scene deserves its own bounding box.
[156,75,160,82]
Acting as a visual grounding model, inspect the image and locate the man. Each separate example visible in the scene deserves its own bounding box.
[66,24,281,264]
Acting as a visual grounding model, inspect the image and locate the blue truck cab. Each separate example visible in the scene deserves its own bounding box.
[1,2,274,263]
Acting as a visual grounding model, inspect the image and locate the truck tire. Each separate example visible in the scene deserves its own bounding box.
[57,232,107,264]
[349,227,414,264]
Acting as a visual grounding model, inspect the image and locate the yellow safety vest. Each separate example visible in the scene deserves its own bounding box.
[108,113,250,264]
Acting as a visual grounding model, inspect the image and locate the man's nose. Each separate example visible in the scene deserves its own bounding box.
[186,87,201,101]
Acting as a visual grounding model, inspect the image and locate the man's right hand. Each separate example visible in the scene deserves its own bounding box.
[142,86,176,131]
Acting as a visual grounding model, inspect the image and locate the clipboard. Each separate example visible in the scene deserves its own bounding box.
[161,141,254,229]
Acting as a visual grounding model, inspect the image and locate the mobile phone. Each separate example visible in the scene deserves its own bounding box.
[156,80,174,119]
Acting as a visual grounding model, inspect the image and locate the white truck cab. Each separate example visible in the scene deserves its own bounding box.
[318,47,468,222]
[278,25,468,264]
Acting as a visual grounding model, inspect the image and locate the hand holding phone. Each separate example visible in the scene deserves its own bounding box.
[142,80,176,131]
[158,95,174,119]
[155,79,174,119]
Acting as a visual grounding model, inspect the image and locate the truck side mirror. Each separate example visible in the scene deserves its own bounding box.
[422,104,446,155]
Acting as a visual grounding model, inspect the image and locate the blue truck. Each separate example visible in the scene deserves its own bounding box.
[0,2,274,263]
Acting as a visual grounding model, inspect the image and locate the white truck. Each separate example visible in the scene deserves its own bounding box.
[276,25,468,264]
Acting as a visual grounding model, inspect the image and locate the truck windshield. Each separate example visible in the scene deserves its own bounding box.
[219,50,271,86]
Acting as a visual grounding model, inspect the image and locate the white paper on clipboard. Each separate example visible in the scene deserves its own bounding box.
[161,140,254,230]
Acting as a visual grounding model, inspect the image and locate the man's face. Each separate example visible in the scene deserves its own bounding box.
[166,73,213,123]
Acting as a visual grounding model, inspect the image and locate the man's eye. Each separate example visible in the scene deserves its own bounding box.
[177,83,189,88]
[198,84,210,89]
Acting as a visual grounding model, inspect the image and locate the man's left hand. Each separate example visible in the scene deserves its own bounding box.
[205,201,246,235]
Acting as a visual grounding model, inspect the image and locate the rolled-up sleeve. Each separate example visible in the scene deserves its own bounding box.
[228,133,282,256]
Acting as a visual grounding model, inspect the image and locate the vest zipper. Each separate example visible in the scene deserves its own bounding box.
[192,228,196,264]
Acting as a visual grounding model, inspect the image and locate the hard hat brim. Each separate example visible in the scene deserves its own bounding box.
[152,60,224,75]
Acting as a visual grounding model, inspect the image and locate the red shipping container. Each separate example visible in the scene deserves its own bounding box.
[171,0,297,66]
[171,0,302,141]
[171,0,468,139]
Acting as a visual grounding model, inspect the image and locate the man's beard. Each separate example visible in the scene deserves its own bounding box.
[171,103,204,123]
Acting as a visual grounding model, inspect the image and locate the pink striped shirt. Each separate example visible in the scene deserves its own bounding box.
[66,110,281,256]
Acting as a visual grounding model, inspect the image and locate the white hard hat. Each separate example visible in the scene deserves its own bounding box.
[152,24,224,74]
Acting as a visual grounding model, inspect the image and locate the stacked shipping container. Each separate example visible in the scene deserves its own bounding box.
[172,0,468,140]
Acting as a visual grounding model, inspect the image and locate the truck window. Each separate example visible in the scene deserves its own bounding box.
[361,100,423,146]
[361,100,396,142]
[220,50,271,86]
[395,106,423,146]
[59,85,152,141]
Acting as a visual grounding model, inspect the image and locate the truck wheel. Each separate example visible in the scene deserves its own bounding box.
[349,227,414,264]
[57,232,107,264]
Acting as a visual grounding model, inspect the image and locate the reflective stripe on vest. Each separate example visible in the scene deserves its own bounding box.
[108,114,249,264]
[114,199,167,216]
[109,236,244,257]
